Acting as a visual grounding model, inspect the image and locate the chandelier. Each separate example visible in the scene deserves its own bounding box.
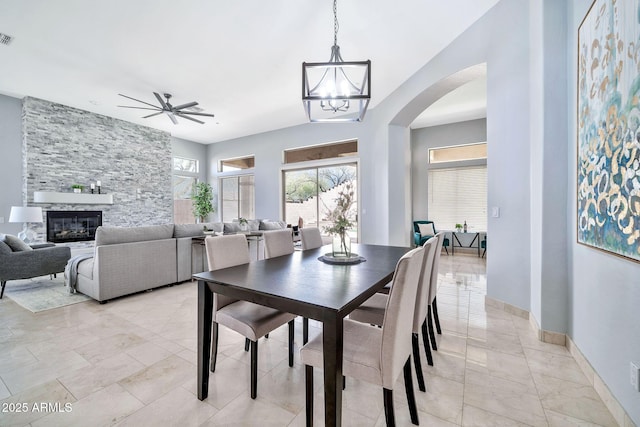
[302,0,371,122]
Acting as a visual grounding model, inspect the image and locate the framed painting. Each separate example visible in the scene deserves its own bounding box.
[577,0,640,262]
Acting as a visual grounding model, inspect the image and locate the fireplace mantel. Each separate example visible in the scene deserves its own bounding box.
[34,191,114,205]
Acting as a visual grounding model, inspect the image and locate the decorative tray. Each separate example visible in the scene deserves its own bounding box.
[318,253,366,265]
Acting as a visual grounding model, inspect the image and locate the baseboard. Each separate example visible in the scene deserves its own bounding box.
[485,296,636,427]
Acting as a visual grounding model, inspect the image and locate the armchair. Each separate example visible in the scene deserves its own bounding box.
[0,235,71,298]
[412,220,449,254]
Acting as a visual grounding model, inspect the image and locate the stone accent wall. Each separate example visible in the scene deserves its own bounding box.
[22,97,172,236]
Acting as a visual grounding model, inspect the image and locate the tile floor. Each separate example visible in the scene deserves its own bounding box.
[0,251,620,426]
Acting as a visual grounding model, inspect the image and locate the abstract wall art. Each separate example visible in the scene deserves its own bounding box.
[577,0,640,262]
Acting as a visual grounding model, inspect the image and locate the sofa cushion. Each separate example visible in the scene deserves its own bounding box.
[0,239,12,255]
[1,234,33,252]
[173,222,223,238]
[259,220,286,230]
[95,224,175,246]
[223,222,243,233]
[77,257,94,279]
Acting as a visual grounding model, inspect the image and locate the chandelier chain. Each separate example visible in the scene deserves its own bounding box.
[333,0,339,47]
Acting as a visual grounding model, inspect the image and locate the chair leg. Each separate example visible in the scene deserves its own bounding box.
[250,339,258,399]
[427,306,438,351]
[210,322,219,372]
[244,338,250,352]
[403,357,420,426]
[383,388,395,427]
[412,333,426,392]
[433,297,442,335]
[305,365,314,427]
[303,317,309,344]
[0,281,6,299]
[421,320,433,366]
[288,320,295,367]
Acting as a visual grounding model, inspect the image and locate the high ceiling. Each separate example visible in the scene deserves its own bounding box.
[0,0,496,144]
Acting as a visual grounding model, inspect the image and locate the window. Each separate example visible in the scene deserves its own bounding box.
[284,140,357,164]
[221,175,255,221]
[428,166,487,231]
[429,142,487,163]
[219,155,255,172]
[173,156,200,224]
[283,163,358,241]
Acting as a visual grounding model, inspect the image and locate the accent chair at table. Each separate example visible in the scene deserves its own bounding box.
[300,245,425,427]
[299,227,323,250]
[204,234,296,399]
[263,228,310,344]
[349,236,438,393]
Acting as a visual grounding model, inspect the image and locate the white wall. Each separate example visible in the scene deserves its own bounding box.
[568,1,640,423]
[0,94,25,236]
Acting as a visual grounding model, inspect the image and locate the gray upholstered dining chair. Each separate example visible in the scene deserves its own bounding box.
[349,235,437,392]
[426,231,446,351]
[300,245,425,427]
[299,227,323,250]
[263,228,295,258]
[262,228,310,344]
[204,234,296,399]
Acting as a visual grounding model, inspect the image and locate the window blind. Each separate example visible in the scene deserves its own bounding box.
[427,166,487,231]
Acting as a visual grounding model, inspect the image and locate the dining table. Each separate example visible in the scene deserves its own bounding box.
[194,242,412,427]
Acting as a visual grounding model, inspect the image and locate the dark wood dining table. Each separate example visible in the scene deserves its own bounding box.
[194,243,412,427]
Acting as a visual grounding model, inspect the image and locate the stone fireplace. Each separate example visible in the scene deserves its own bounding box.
[46,210,102,243]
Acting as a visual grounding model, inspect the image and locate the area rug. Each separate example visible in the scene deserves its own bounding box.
[3,276,91,313]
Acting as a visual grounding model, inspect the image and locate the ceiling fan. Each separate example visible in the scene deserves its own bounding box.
[117,92,214,125]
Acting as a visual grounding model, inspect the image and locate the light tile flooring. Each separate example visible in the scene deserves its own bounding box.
[0,251,619,426]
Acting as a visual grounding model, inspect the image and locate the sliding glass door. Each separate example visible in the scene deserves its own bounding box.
[283,163,358,241]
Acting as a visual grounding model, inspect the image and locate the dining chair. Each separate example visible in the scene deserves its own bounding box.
[300,245,425,427]
[263,228,295,258]
[299,227,323,250]
[204,234,296,399]
[263,228,309,344]
[426,232,446,351]
[349,236,437,393]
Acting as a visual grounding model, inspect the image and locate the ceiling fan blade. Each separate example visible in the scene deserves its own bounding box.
[117,105,162,111]
[175,112,204,124]
[142,112,164,118]
[118,93,160,109]
[179,111,215,117]
[166,112,179,125]
[154,92,169,110]
[173,101,198,110]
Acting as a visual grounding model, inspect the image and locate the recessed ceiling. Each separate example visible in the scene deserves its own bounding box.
[0,1,498,144]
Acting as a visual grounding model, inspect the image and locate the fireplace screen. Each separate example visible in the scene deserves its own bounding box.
[46,210,102,243]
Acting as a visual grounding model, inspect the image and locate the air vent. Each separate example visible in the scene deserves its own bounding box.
[0,33,13,46]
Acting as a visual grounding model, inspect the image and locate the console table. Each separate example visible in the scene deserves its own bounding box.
[451,231,483,256]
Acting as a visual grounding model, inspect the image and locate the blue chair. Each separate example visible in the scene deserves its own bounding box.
[413,220,449,254]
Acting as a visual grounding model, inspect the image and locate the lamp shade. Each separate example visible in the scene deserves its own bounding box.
[9,206,43,223]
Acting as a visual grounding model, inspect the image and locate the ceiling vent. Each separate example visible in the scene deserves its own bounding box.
[0,33,14,46]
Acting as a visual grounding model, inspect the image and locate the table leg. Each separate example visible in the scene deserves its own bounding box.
[322,317,344,427]
[198,280,213,400]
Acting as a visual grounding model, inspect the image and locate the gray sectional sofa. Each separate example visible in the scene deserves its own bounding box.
[74,220,285,302]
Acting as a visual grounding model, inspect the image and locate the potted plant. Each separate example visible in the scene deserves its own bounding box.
[455,223,463,232]
[192,182,215,223]
[238,217,249,231]
[71,184,84,193]
[324,182,355,258]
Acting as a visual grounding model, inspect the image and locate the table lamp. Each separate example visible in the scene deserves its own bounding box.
[9,206,43,243]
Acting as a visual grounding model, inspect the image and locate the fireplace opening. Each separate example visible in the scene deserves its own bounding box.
[46,210,102,243]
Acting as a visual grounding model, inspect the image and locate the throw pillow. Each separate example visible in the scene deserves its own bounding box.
[1,234,33,252]
[417,222,435,237]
